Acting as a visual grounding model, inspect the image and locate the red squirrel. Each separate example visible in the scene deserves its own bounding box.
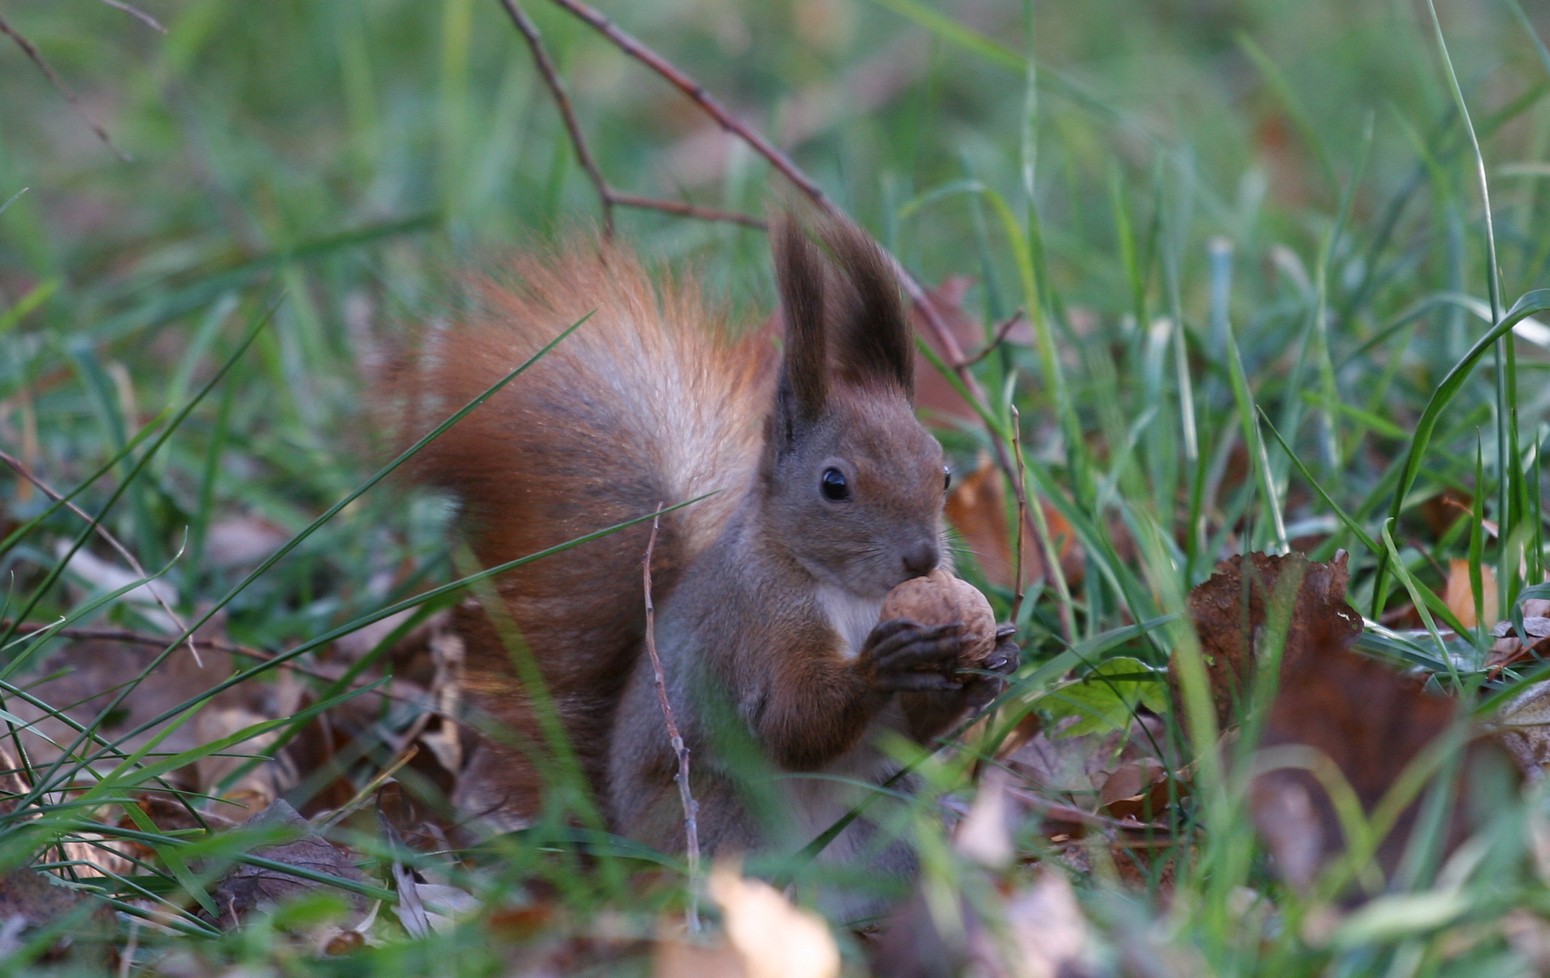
[389,214,1016,900]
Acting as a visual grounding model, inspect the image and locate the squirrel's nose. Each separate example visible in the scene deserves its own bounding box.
[902,541,940,578]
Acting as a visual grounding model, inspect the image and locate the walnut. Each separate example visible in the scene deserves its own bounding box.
[880,568,998,665]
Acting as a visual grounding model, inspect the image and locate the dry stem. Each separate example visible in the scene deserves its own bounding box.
[641,505,702,933]
[497,0,764,234]
[0,14,129,161]
[98,0,166,33]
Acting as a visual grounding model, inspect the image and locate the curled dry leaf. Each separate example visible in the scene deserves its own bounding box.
[1490,681,1550,780]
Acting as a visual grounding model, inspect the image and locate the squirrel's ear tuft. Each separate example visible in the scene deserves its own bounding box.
[817,217,914,398]
[772,213,830,427]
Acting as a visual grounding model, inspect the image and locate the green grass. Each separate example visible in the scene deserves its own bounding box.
[4,0,1550,974]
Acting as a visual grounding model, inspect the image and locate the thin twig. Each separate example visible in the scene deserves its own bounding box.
[537,0,1021,491]
[97,0,166,34]
[608,191,765,229]
[0,14,129,161]
[1010,410,1075,644]
[546,0,829,208]
[499,1,765,233]
[497,0,615,235]
[958,309,1027,368]
[641,504,701,934]
[1,450,198,664]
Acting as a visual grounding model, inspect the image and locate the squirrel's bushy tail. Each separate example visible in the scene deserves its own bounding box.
[382,240,772,822]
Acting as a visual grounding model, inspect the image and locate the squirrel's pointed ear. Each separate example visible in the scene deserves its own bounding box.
[772,214,830,427]
[819,217,914,399]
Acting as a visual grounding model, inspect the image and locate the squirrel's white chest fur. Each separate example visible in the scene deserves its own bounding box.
[815,584,883,660]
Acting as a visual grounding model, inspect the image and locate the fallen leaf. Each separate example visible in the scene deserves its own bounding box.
[0,868,112,966]
[1095,757,1175,823]
[1442,559,1497,630]
[1490,682,1550,780]
[1485,598,1550,675]
[871,865,1095,978]
[954,766,1020,870]
[1173,551,1515,898]
[944,455,1079,591]
[203,800,369,930]
[655,864,840,978]
[203,514,291,572]
[1173,551,1361,731]
[711,864,840,978]
[970,869,1093,978]
[1246,599,1513,895]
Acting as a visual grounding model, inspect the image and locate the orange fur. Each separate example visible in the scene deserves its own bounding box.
[380,241,772,823]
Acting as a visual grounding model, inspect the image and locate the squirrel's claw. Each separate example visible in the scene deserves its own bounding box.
[954,623,1020,713]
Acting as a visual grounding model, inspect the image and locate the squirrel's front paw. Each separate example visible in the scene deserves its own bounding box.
[859,618,969,692]
[957,623,1020,713]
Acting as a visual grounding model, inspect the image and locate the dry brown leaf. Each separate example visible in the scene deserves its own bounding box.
[1095,757,1174,823]
[944,455,1079,591]
[1173,551,1362,731]
[713,863,840,978]
[1171,551,1518,897]
[1001,713,1177,812]
[1441,559,1498,630]
[0,867,112,965]
[653,865,839,978]
[1252,650,1516,897]
[1486,598,1550,675]
[1491,682,1550,780]
[1188,552,1523,896]
[203,800,369,930]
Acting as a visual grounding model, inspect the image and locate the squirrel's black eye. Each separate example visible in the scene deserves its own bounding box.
[943,466,952,492]
[820,467,849,501]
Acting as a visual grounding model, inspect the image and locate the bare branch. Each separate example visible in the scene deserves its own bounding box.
[958,309,1027,368]
[546,0,830,208]
[538,0,1020,490]
[608,191,764,229]
[496,0,615,235]
[0,14,130,161]
[642,504,701,934]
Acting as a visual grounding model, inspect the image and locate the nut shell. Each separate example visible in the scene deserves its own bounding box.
[879,568,998,665]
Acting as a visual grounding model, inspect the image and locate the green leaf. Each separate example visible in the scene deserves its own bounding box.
[1045,656,1168,737]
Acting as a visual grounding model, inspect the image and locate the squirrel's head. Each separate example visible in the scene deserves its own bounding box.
[760,215,949,600]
